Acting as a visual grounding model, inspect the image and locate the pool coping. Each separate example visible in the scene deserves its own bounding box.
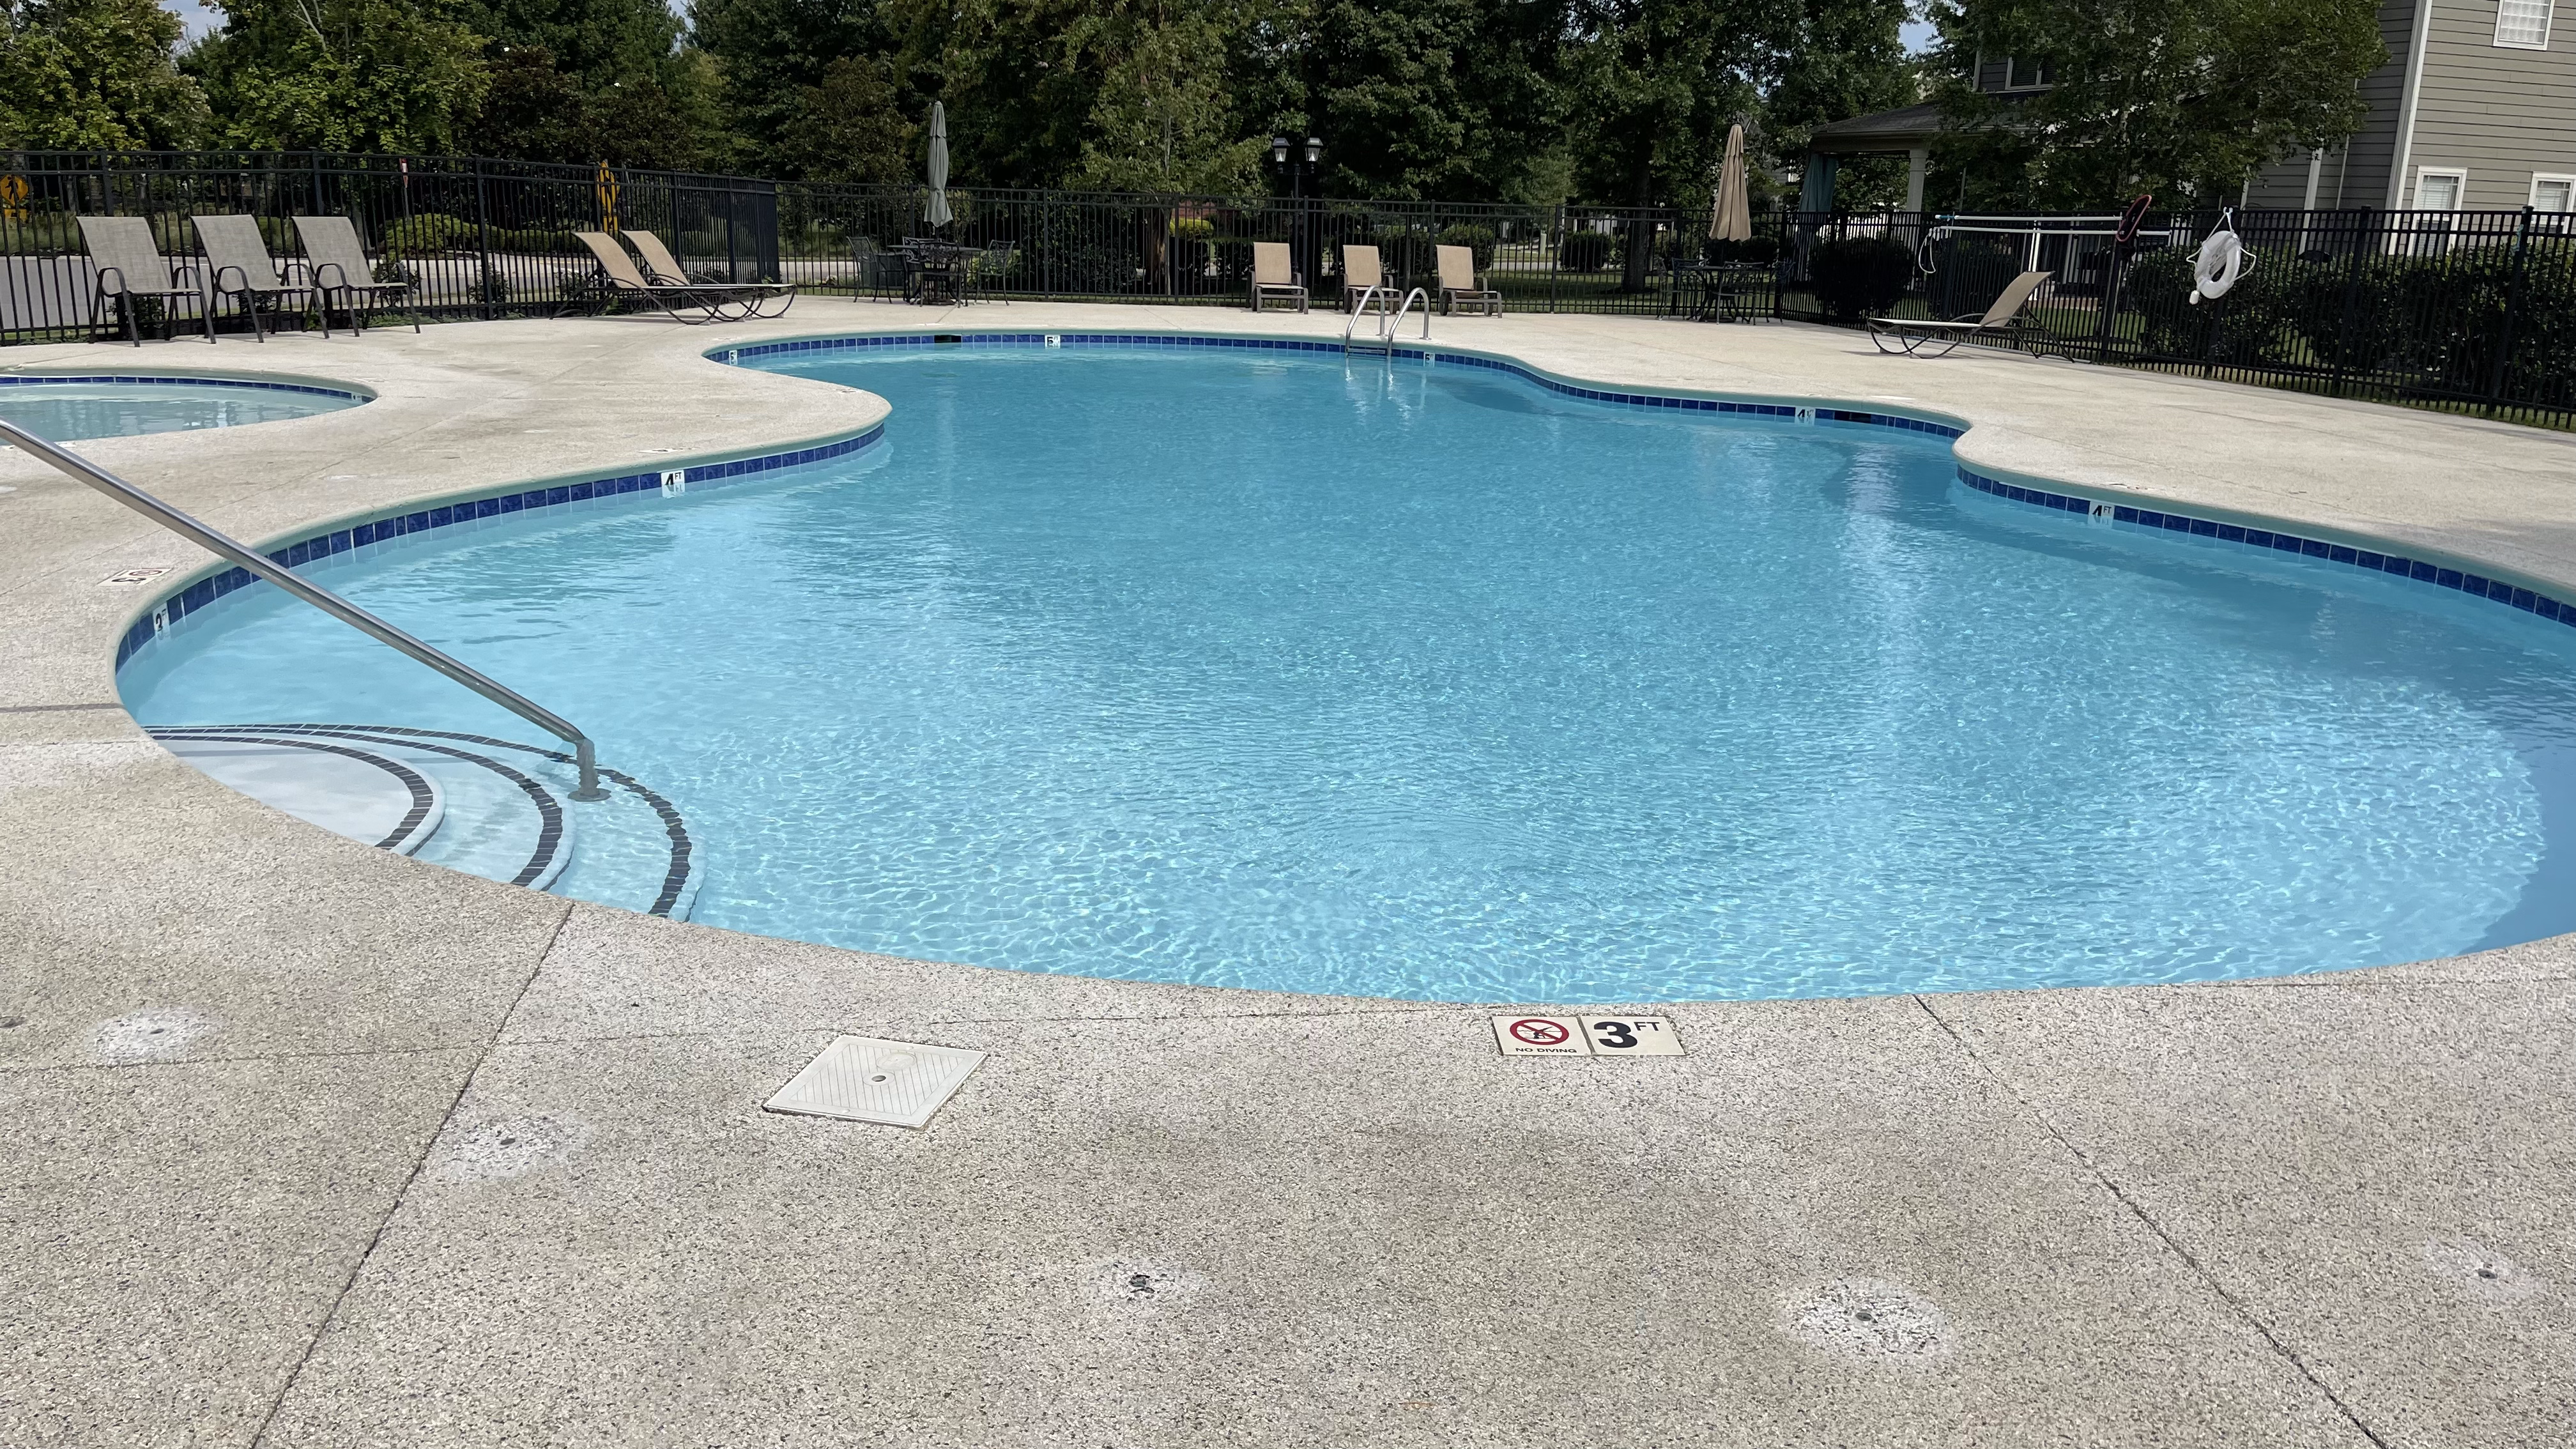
[7,305,2574,1448]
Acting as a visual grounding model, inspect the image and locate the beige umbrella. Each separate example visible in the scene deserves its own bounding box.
[1709,123,1752,243]
[924,102,954,229]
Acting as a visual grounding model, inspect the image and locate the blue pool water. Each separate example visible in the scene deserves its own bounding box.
[0,377,362,441]
[119,344,2576,1000]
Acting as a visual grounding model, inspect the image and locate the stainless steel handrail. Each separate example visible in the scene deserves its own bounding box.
[0,418,608,801]
[1342,284,1392,346]
[1387,286,1430,341]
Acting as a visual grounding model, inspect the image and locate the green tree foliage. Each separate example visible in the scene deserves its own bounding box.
[777,54,914,181]
[188,0,493,152]
[1927,0,2386,208]
[1293,0,1563,200]
[0,0,208,148]
[689,0,877,169]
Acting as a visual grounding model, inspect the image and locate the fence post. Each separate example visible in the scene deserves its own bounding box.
[2487,205,2534,417]
[471,160,495,321]
[1547,204,1561,314]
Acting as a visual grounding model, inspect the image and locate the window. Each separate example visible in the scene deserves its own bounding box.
[2534,174,2576,211]
[2415,169,2465,209]
[2004,56,2058,89]
[2497,0,2552,47]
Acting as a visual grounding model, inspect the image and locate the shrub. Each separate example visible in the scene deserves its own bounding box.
[1438,222,1496,271]
[1558,229,1612,272]
[1171,216,1215,242]
[380,213,473,257]
[1705,236,1777,266]
[1808,234,1913,321]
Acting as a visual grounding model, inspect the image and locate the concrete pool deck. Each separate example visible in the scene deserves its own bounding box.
[4,303,2572,1448]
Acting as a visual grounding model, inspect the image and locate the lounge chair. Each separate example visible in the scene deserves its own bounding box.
[292,215,418,334]
[1250,241,1306,313]
[77,215,212,346]
[571,231,751,324]
[1867,270,2051,357]
[1340,244,1388,314]
[624,229,796,318]
[192,214,312,342]
[1436,245,1500,316]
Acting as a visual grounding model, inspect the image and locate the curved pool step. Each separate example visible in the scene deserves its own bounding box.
[147,724,699,918]
[159,733,445,855]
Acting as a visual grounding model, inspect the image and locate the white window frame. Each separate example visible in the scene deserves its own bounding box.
[2414,167,2468,210]
[2532,172,2576,211]
[2003,56,2057,90]
[2495,0,2553,49]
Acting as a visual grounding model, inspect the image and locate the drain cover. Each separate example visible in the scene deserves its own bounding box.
[764,1035,985,1128]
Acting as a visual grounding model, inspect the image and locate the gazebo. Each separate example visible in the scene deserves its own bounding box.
[1799,101,1940,214]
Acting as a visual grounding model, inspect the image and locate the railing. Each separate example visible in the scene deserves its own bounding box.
[1,419,607,800]
[2,151,2570,426]
[1775,206,2576,427]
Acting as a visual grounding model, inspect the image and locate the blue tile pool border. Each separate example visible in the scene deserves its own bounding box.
[724,329,2576,635]
[113,420,885,669]
[1958,465,2576,631]
[716,330,1974,441]
[4,372,368,402]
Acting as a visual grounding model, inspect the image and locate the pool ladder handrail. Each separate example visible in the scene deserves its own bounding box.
[0,417,608,802]
[1344,285,1430,354]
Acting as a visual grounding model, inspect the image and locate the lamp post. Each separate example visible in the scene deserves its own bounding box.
[1271,134,1324,292]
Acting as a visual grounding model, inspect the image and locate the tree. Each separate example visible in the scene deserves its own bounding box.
[0,0,207,148]
[188,0,492,153]
[1063,0,1265,192]
[1280,0,1565,200]
[689,0,877,171]
[777,54,913,181]
[1926,0,2385,209]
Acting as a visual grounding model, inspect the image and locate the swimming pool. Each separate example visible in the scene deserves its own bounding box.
[0,373,366,441]
[118,337,2576,1001]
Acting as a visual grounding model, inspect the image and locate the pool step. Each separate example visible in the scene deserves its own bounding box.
[149,724,699,918]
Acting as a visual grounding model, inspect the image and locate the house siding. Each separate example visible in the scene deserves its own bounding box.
[2403,0,2576,205]
[2246,0,2417,207]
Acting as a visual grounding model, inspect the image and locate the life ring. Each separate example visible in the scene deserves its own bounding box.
[2189,227,2254,304]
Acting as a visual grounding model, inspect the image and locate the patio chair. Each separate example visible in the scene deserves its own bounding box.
[1250,241,1306,313]
[292,215,418,334]
[77,215,212,346]
[570,231,751,324]
[851,239,911,302]
[1867,270,2052,358]
[963,242,1016,303]
[1340,243,1388,314]
[192,214,312,342]
[624,229,797,318]
[1436,245,1501,316]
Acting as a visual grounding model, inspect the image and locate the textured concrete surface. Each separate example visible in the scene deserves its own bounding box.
[3,302,2572,1446]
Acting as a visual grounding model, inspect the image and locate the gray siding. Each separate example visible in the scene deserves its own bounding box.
[2246,0,2414,208]
[2404,0,2576,205]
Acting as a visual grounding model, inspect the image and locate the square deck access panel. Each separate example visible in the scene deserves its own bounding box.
[765,1035,986,1128]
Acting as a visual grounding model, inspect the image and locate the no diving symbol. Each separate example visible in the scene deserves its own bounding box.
[1508,1018,1570,1046]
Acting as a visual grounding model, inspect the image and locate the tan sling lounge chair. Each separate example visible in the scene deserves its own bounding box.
[1437,245,1500,316]
[1340,243,1387,314]
[624,229,797,318]
[77,215,211,346]
[192,214,312,342]
[293,215,417,334]
[573,231,752,323]
[1868,270,2051,356]
[1250,241,1306,313]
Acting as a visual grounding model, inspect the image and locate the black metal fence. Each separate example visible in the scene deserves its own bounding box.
[1777,208,2576,427]
[5,151,2570,426]
[0,151,778,337]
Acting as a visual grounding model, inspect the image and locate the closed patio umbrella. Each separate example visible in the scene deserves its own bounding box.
[924,102,954,229]
[1710,123,1752,243]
